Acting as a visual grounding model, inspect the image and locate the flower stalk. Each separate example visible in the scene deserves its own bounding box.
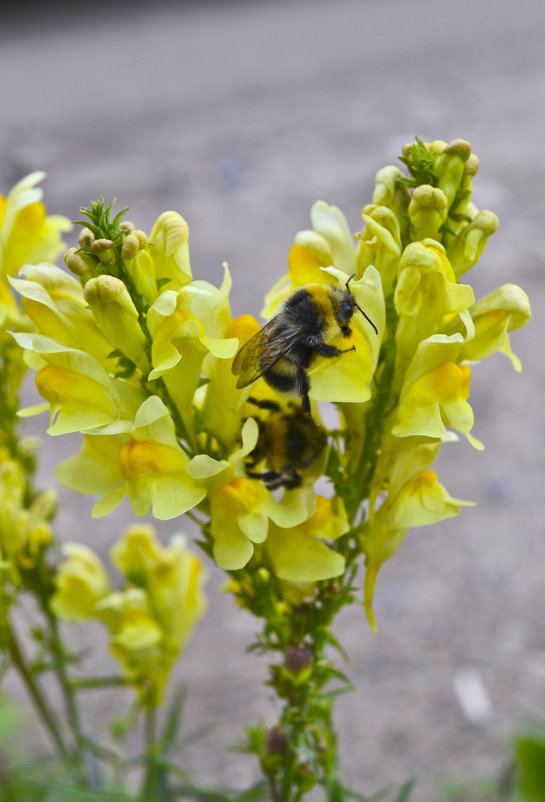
[0,140,532,799]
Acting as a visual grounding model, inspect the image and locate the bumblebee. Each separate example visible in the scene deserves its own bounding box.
[245,398,327,489]
[232,274,377,415]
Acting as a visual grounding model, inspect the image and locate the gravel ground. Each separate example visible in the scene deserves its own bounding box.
[1,1,544,799]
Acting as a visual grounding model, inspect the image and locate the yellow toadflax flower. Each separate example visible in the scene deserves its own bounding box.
[56,396,206,519]
[51,524,206,704]
[0,172,71,281]
[391,333,483,450]
[362,442,474,632]
[187,418,315,570]
[50,542,112,622]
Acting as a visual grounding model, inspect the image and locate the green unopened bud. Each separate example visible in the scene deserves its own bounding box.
[126,250,158,305]
[426,139,448,158]
[120,220,135,233]
[121,232,141,261]
[465,153,479,177]
[78,227,95,249]
[64,247,96,282]
[121,230,151,261]
[449,153,480,223]
[409,185,448,241]
[435,139,472,207]
[447,210,499,277]
[372,165,410,224]
[83,275,149,372]
[133,229,149,249]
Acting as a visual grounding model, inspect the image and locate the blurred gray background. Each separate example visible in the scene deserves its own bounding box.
[1,1,544,799]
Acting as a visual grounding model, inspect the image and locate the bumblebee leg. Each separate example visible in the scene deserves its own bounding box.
[247,396,282,412]
[295,368,311,416]
[313,342,355,358]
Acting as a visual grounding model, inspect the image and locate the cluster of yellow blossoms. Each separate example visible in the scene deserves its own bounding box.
[51,525,205,703]
[5,139,531,641]
[0,174,205,703]
[0,173,68,579]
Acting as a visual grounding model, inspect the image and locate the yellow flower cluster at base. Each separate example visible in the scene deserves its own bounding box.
[51,524,206,704]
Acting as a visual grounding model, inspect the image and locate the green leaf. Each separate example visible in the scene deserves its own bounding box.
[159,686,186,755]
[398,136,437,187]
[390,776,417,802]
[513,732,545,801]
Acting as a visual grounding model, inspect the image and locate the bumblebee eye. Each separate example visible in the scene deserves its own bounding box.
[340,298,353,321]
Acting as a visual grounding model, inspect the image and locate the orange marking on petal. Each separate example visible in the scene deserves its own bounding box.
[119,441,185,480]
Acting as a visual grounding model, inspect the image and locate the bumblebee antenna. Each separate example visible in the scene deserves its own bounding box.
[345,273,378,335]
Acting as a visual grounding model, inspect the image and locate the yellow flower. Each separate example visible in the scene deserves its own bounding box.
[0,172,71,280]
[459,283,531,371]
[355,204,402,296]
[56,396,206,519]
[51,543,112,622]
[110,525,206,658]
[146,274,238,434]
[199,314,261,449]
[265,496,348,582]
[148,211,192,290]
[187,418,314,569]
[0,456,56,574]
[12,331,146,436]
[96,587,165,701]
[262,201,358,318]
[83,275,150,374]
[9,264,117,370]
[392,334,483,449]
[362,442,473,631]
[394,240,474,373]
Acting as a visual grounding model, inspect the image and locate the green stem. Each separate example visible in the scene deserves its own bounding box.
[42,602,87,773]
[139,701,158,802]
[69,675,127,690]
[6,624,78,773]
[343,299,398,524]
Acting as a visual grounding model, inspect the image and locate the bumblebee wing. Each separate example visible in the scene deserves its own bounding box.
[232,318,296,388]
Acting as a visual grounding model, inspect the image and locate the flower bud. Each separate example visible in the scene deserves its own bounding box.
[408,185,448,241]
[120,232,141,261]
[372,166,410,236]
[133,229,149,249]
[83,275,149,372]
[284,643,313,674]
[90,238,114,254]
[465,153,479,177]
[149,211,192,287]
[265,726,287,756]
[434,139,472,207]
[78,227,95,249]
[127,249,158,305]
[120,220,135,233]
[447,209,499,277]
[63,247,96,281]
